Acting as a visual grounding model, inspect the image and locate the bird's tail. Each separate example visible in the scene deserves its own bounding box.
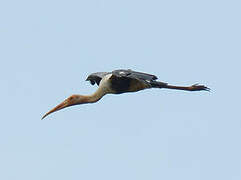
[150,81,210,91]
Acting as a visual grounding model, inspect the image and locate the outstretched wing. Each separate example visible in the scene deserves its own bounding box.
[112,69,158,81]
[86,72,110,85]
[86,69,164,91]
[110,69,160,93]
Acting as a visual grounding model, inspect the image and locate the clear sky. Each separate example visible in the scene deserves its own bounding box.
[0,0,240,179]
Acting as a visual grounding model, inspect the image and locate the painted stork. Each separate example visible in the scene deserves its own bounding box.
[42,69,209,119]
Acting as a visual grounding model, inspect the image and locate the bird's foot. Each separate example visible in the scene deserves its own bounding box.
[190,84,210,91]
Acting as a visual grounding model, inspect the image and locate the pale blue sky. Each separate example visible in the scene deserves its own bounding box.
[0,0,240,179]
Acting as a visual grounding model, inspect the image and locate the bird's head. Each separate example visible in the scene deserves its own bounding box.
[41,95,88,120]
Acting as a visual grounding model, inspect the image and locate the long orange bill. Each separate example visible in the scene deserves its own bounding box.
[42,100,68,120]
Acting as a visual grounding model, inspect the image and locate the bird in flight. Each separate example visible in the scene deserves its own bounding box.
[42,69,209,119]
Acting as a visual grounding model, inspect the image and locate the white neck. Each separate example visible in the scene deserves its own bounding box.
[85,74,113,103]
